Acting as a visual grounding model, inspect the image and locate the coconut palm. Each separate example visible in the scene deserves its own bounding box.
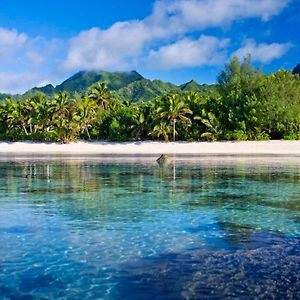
[3,100,29,135]
[51,92,71,115]
[195,110,222,141]
[0,99,15,133]
[75,96,97,140]
[50,92,79,143]
[31,94,52,132]
[150,121,172,142]
[51,92,72,129]
[156,94,193,141]
[88,82,113,109]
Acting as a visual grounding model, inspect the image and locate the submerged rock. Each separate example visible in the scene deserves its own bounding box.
[156,154,171,165]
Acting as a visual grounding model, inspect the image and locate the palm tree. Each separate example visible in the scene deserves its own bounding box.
[156,94,193,141]
[0,99,15,133]
[21,98,35,133]
[51,92,71,115]
[50,92,79,143]
[51,92,73,129]
[132,109,145,140]
[150,122,172,142]
[3,100,29,135]
[88,82,113,109]
[75,96,97,140]
[30,94,52,133]
[195,110,222,141]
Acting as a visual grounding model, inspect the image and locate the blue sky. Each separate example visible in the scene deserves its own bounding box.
[0,0,299,93]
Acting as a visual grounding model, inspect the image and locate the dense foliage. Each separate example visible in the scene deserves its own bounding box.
[1,56,300,143]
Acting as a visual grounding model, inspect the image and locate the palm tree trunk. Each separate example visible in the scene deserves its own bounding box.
[86,127,91,140]
[22,125,28,135]
[173,118,176,142]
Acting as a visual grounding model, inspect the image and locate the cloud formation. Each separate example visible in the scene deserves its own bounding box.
[234,39,291,63]
[152,0,290,32]
[0,28,28,65]
[0,71,43,95]
[64,0,290,71]
[0,27,64,93]
[64,23,149,70]
[146,36,229,69]
[0,27,27,47]
[0,0,292,93]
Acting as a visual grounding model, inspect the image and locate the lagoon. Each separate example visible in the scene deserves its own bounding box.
[0,157,299,299]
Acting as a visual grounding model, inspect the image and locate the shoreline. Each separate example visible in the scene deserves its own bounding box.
[1,140,300,155]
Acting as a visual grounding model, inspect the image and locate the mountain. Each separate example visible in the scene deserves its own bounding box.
[0,93,11,101]
[27,84,56,97]
[116,79,181,102]
[25,70,144,97]
[58,70,143,93]
[293,64,300,75]
[180,80,212,92]
[1,70,213,102]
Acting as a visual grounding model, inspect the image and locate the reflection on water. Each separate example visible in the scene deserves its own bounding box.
[0,157,299,299]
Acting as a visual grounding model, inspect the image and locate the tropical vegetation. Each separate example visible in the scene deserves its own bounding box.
[0,56,300,143]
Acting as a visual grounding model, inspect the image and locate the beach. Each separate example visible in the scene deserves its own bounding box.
[0,140,300,155]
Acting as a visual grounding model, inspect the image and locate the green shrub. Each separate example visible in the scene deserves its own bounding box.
[253,132,271,141]
[224,130,248,141]
[283,132,300,140]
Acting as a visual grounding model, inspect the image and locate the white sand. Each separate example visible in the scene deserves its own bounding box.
[0,140,300,155]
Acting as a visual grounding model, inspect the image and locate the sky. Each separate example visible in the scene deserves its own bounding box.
[0,0,299,93]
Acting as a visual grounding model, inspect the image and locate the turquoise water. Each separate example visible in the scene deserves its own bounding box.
[0,157,299,299]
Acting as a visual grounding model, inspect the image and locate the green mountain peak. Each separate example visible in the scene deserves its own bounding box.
[2,70,213,102]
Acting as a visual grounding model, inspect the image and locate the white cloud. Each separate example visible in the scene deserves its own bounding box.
[63,0,290,71]
[63,22,150,70]
[159,0,290,31]
[0,72,39,94]
[26,50,45,66]
[0,27,27,47]
[0,28,28,64]
[146,36,229,69]
[234,39,291,63]
[0,28,63,93]
[0,0,292,93]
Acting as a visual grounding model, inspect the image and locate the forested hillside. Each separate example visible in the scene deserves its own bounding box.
[3,70,213,102]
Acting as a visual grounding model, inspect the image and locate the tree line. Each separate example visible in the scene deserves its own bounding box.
[1,56,300,143]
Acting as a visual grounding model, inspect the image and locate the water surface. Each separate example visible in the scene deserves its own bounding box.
[0,156,299,299]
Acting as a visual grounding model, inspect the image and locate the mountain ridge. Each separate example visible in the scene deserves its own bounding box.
[2,70,212,102]
[1,64,300,102]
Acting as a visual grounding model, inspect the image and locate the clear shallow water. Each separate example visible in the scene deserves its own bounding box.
[0,157,299,299]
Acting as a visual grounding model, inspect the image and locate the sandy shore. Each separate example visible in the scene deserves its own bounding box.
[0,140,300,155]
